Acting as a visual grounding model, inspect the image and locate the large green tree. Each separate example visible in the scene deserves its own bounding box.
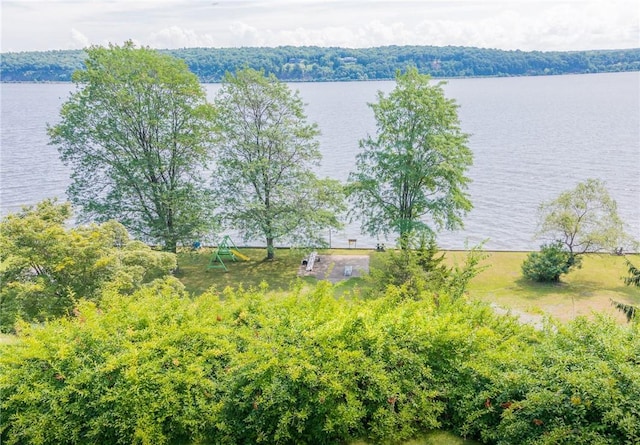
[0,199,176,332]
[347,67,473,248]
[536,178,634,255]
[48,42,217,252]
[212,68,345,259]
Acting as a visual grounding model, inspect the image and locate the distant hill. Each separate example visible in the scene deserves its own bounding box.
[2,45,639,82]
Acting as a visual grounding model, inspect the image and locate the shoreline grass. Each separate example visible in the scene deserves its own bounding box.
[457,251,640,322]
[176,248,640,323]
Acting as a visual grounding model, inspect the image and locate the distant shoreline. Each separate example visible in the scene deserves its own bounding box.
[2,70,638,85]
[2,45,639,83]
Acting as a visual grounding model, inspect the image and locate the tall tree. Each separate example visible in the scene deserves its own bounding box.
[347,67,473,248]
[536,178,633,255]
[48,42,217,252]
[212,68,345,259]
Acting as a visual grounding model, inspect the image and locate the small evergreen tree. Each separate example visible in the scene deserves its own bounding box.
[611,259,640,322]
[368,235,485,300]
[368,236,449,298]
[624,259,640,288]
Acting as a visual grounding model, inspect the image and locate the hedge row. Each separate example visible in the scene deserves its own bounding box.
[1,278,639,444]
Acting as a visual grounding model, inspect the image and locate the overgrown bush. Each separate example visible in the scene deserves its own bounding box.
[0,200,176,332]
[521,241,580,282]
[368,236,486,300]
[2,276,638,444]
[0,277,509,444]
[451,316,640,444]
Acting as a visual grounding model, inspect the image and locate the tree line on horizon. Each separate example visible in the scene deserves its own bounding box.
[2,45,639,82]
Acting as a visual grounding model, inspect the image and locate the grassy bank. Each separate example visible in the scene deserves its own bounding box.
[174,247,315,295]
[459,251,640,322]
[176,248,640,323]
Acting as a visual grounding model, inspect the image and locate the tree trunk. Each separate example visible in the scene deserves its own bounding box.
[165,207,178,253]
[165,226,177,253]
[266,237,275,260]
[398,230,411,251]
[165,239,178,254]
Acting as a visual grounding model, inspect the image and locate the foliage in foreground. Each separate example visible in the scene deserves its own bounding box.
[0,200,176,332]
[2,277,639,445]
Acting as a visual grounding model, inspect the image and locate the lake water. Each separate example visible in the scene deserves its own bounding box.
[1,72,639,250]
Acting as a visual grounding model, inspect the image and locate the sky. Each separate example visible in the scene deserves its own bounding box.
[1,0,639,53]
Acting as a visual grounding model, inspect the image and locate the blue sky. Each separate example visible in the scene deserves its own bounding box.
[1,0,639,52]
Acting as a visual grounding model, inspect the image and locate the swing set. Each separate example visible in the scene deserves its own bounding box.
[207,235,250,271]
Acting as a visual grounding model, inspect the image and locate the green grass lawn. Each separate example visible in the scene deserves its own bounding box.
[450,251,640,322]
[176,248,640,323]
[174,247,317,295]
[175,247,377,296]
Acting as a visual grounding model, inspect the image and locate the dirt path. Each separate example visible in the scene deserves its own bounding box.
[490,303,545,330]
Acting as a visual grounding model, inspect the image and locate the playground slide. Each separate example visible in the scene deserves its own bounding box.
[231,249,250,261]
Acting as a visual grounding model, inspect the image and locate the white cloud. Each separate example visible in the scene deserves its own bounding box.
[227,22,263,47]
[1,0,638,52]
[69,28,90,49]
[149,26,215,49]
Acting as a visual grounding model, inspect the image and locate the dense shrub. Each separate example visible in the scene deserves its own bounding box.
[0,278,505,444]
[0,279,217,445]
[0,200,176,332]
[452,316,640,444]
[521,241,580,282]
[1,277,638,444]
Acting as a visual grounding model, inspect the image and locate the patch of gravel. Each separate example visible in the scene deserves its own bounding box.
[298,254,370,283]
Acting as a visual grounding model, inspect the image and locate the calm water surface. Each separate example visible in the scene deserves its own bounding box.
[1,72,639,250]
